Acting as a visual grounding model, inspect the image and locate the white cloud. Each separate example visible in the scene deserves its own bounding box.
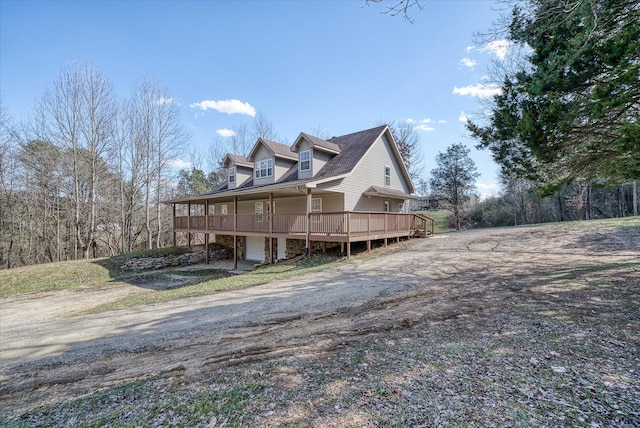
[459,58,477,70]
[216,128,236,138]
[458,111,470,123]
[167,159,192,169]
[437,119,447,124]
[476,181,498,191]
[406,117,436,132]
[452,83,503,99]
[466,45,475,54]
[189,99,256,117]
[480,39,510,60]
[475,181,499,200]
[156,97,175,105]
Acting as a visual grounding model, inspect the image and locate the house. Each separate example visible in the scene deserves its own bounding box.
[164,125,435,266]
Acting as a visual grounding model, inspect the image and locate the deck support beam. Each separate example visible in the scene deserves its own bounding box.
[204,201,209,264]
[269,193,274,263]
[305,188,312,256]
[172,205,177,247]
[233,196,238,270]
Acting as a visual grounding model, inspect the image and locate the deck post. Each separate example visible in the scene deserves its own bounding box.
[233,235,237,270]
[347,212,351,259]
[234,196,238,270]
[205,234,209,264]
[305,189,312,255]
[269,238,274,263]
[269,193,274,263]
[384,238,387,247]
[187,202,192,249]
[367,240,371,252]
[172,204,176,247]
[204,201,209,264]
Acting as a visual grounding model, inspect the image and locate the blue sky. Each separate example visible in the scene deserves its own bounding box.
[1,0,509,196]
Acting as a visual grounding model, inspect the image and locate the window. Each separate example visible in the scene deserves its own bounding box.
[300,150,310,171]
[255,157,273,178]
[255,201,264,223]
[209,204,215,215]
[398,203,404,212]
[311,198,322,212]
[221,204,228,215]
[384,201,390,212]
[384,165,391,186]
[228,167,235,183]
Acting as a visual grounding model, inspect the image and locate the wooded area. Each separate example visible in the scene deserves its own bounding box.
[0,62,188,268]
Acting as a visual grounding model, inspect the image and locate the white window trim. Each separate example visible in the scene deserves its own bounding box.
[311,197,322,212]
[255,157,273,179]
[398,203,404,212]
[300,150,311,172]
[384,165,391,187]
[228,167,236,183]
[221,204,228,215]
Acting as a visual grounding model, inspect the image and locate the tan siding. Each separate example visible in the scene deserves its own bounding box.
[209,201,235,215]
[275,158,295,181]
[312,150,333,177]
[236,165,252,186]
[274,196,306,213]
[314,193,343,212]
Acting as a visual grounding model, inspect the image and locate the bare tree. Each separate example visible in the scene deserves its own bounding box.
[382,120,424,183]
[365,0,425,23]
[251,112,279,142]
[0,101,22,268]
[152,85,189,248]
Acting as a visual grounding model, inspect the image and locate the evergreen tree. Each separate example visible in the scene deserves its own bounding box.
[469,0,640,193]
[429,143,480,230]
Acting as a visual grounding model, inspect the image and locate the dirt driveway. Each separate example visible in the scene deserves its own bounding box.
[1,221,639,423]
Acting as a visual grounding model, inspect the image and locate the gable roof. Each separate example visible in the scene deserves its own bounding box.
[248,138,298,162]
[363,185,417,200]
[164,124,415,203]
[313,125,387,179]
[291,133,341,155]
[222,154,252,168]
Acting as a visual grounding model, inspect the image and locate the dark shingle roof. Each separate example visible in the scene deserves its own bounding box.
[225,154,252,168]
[259,138,298,161]
[163,125,391,203]
[363,186,417,200]
[314,125,386,179]
[295,133,341,154]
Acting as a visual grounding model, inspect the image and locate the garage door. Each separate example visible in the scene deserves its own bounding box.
[245,236,265,261]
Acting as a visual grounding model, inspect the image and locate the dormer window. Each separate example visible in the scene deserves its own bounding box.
[300,150,310,171]
[228,167,235,183]
[255,156,273,178]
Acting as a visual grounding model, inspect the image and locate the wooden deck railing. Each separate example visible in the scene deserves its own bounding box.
[173,211,435,239]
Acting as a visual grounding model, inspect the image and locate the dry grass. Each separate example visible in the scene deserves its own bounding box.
[2,218,639,427]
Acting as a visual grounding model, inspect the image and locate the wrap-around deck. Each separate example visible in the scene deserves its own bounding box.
[174,211,435,242]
